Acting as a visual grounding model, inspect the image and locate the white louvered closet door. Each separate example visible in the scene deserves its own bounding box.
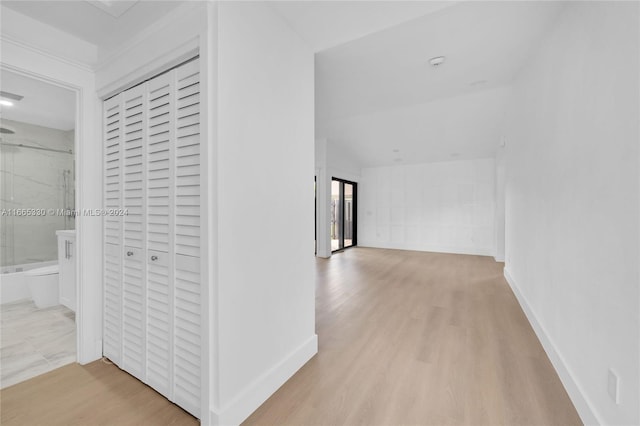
[172,59,202,415]
[103,58,201,418]
[122,84,147,381]
[103,96,123,366]
[146,70,174,399]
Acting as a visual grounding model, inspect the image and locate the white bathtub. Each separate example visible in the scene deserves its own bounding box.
[0,261,57,305]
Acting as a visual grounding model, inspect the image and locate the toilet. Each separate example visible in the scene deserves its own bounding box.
[25,265,60,308]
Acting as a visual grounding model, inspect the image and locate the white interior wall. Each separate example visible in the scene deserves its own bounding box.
[315,138,331,258]
[503,2,639,425]
[359,158,495,256]
[326,139,361,180]
[494,145,506,262]
[214,2,317,424]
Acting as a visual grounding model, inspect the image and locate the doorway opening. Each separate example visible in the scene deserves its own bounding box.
[0,70,78,388]
[331,178,357,252]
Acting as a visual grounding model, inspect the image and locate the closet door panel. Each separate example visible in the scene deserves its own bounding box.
[103,96,123,364]
[121,85,147,380]
[145,71,175,398]
[173,59,201,416]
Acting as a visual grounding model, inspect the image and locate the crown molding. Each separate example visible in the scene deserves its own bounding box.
[94,1,204,72]
[1,34,95,74]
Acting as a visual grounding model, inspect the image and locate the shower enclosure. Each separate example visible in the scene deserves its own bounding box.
[0,119,75,271]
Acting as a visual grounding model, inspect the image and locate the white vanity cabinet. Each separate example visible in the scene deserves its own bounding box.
[56,229,76,312]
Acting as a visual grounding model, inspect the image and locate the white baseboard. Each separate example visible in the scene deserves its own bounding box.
[503,268,600,426]
[210,334,318,426]
[359,242,494,257]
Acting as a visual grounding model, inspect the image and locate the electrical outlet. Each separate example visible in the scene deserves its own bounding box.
[608,368,620,404]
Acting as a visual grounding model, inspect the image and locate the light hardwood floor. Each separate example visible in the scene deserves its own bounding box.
[0,248,581,425]
[244,248,581,426]
[0,360,198,426]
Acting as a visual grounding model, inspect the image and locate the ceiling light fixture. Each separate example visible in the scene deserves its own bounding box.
[429,56,446,67]
[0,91,23,107]
[0,91,24,101]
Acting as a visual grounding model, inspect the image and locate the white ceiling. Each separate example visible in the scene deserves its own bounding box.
[1,0,183,56]
[1,0,565,168]
[321,87,511,167]
[269,1,455,52]
[0,70,76,131]
[316,1,564,122]
[5,0,453,57]
[315,1,564,167]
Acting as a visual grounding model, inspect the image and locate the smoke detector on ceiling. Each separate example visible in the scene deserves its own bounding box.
[429,56,446,67]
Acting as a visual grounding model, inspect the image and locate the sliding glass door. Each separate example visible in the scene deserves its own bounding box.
[331,178,357,252]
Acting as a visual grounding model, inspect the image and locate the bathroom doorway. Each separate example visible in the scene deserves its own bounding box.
[0,70,78,388]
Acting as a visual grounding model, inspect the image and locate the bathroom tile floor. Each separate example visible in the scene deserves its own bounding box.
[1,300,76,389]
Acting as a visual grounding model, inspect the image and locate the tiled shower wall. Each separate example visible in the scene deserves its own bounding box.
[359,158,495,256]
[0,119,75,268]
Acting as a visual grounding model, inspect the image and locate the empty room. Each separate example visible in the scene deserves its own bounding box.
[0,1,638,426]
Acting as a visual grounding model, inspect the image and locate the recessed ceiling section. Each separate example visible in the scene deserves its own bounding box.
[86,0,138,18]
[1,0,184,55]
